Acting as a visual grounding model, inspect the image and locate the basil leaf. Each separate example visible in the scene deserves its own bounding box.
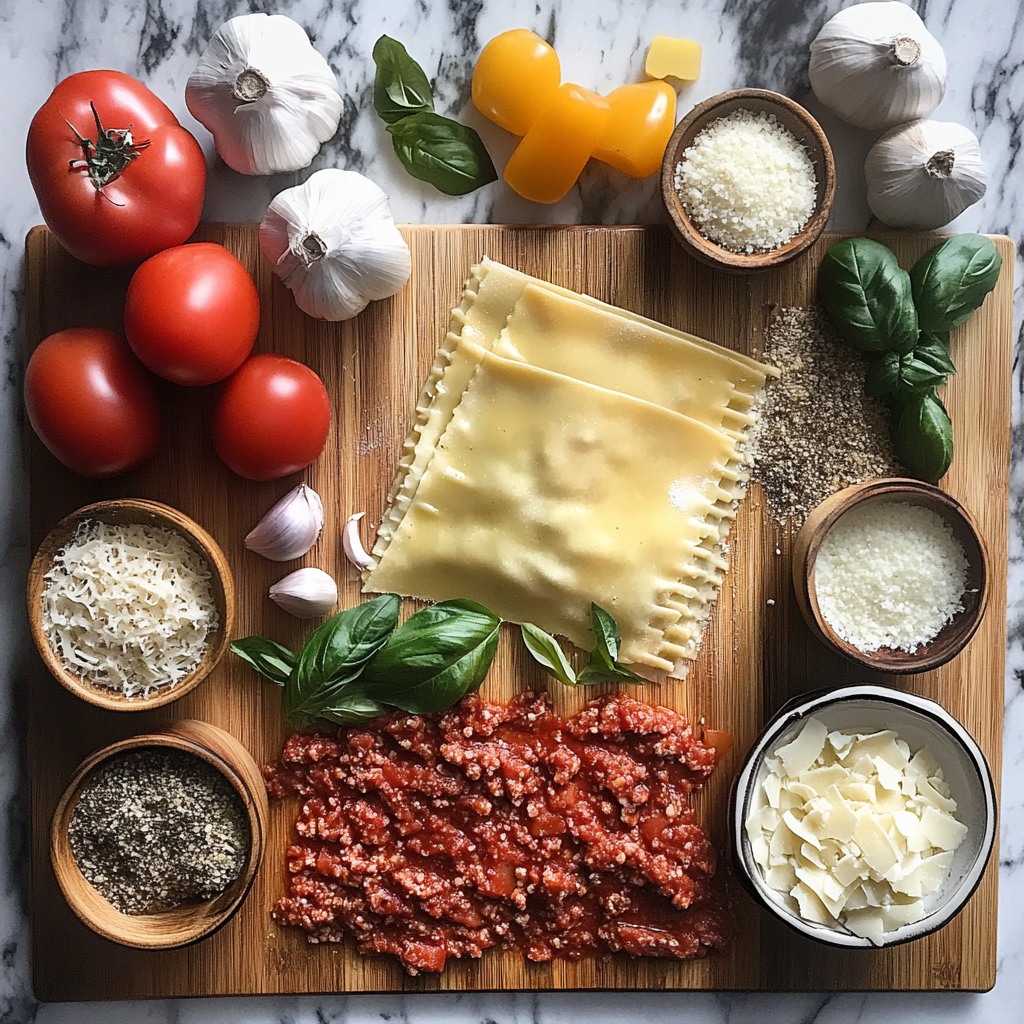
[865,351,900,399]
[818,238,918,355]
[230,636,295,685]
[386,112,497,196]
[372,35,434,124]
[896,353,948,395]
[914,331,956,375]
[521,623,577,687]
[576,661,644,686]
[589,603,622,663]
[317,680,392,726]
[910,234,1002,332]
[894,390,953,484]
[576,604,642,685]
[363,599,501,712]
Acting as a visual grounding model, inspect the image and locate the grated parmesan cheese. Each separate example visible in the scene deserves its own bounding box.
[41,520,219,698]
[673,108,817,253]
[813,501,968,653]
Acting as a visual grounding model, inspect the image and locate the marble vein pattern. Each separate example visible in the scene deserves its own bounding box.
[0,0,1021,1020]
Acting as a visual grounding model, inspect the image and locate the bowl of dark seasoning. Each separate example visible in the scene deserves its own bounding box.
[50,720,267,948]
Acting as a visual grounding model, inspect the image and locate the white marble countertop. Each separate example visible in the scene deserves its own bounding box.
[1,1,1021,1021]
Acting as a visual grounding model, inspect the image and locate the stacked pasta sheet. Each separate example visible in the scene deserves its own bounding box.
[364,259,776,679]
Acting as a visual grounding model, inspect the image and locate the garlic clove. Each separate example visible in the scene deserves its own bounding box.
[259,169,412,322]
[343,512,374,570]
[865,120,987,229]
[185,14,344,176]
[269,567,338,618]
[245,483,325,561]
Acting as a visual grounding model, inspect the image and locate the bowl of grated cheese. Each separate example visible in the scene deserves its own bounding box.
[661,89,835,272]
[792,479,989,674]
[28,498,236,710]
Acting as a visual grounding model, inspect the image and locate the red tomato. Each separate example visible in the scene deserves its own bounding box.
[26,70,206,266]
[24,327,161,478]
[124,243,260,387]
[213,354,331,481]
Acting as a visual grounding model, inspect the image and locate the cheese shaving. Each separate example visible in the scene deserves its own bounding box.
[41,520,219,698]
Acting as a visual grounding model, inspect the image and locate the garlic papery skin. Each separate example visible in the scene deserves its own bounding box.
[343,512,374,570]
[259,169,412,321]
[809,2,946,131]
[865,120,987,229]
[185,14,344,175]
[245,483,325,561]
[269,567,338,618]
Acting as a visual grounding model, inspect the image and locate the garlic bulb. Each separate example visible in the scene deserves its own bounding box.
[185,14,344,175]
[245,483,325,561]
[809,2,946,130]
[865,120,987,229]
[343,512,373,570]
[269,567,338,618]
[259,169,412,321]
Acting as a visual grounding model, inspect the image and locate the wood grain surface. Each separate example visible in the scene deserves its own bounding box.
[25,224,1012,1000]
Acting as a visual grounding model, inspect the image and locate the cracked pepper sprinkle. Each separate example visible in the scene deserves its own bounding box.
[751,307,901,525]
[68,748,249,915]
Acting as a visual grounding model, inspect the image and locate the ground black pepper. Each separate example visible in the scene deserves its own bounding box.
[67,747,249,915]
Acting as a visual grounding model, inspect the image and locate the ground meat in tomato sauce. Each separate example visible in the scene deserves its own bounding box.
[263,692,731,974]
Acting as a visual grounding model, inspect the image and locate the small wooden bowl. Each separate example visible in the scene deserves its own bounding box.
[50,720,267,949]
[27,498,235,710]
[661,89,835,273]
[792,479,989,674]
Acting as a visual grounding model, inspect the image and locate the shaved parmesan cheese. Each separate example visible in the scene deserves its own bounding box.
[41,520,218,699]
[748,717,968,944]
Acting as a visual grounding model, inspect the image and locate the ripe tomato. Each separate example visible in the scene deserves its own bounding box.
[213,354,331,481]
[124,243,260,387]
[24,327,161,478]
[26,70,206,266]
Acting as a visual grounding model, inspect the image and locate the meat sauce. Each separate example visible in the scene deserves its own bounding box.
[264,692,731,974]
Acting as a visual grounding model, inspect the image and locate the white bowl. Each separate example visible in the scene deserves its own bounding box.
[729,684,996,948]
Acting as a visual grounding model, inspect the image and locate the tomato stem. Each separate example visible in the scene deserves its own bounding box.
[66,101,150,195]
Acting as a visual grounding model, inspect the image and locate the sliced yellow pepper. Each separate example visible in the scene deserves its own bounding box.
[472,29,561,136]
[592,81,677,178]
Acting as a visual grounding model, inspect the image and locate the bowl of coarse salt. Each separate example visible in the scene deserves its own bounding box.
[792,479,988,674]
[661,89,835,273]
[27,498,236,710]
[730,684,997,948]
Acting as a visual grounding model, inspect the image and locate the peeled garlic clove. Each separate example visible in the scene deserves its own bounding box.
[343,512,374,570]
[269,567,338,618]
[245,484,325,561]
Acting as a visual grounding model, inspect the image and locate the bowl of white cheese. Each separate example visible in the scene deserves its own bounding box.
[730,684,996,948]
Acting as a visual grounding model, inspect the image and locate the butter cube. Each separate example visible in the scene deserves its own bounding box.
[645,36,702,82]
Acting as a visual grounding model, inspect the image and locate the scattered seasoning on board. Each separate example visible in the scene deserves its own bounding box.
[68,748,249,915]
[751,307,901,525]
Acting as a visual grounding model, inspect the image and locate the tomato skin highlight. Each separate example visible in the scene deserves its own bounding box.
[26,70,206,267]
[124,243,260,387]
[24,327,161,478]
[213,354,331,481]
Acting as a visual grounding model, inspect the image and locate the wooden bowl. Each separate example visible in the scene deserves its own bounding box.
[50,720,267,949]
[792,479,989,674]
[660,89,835,273]
[27,498,235,710]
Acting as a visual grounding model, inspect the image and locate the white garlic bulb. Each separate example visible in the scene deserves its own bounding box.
[185,14,344,175]
[809,2,946,130]
[259,169,412,321]
[245,483,325,561]
[865,120,987,229]
[269,567,338,618]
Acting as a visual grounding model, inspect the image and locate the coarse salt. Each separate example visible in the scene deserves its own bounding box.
[674,108,817,253]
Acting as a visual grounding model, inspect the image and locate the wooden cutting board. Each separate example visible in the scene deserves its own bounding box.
[25,224,1012,1000]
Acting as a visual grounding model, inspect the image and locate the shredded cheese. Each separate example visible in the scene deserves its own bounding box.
[746,717,968,945]
[41,520,219,698]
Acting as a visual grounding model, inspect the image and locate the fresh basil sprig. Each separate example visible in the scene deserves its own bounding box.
[372,35,496,196]
[894,391,953,485]
[521,604,642,687]
[910,234,1002,332]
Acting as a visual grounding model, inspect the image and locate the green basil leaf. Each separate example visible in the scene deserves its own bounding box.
[589,603,622,663]
[865,351,900,398]
[818,238,918,355]
[576,661,644,686]
[363,599,501,712]
[372,35,434,124]
[230,636,295,685]
[914,331,956,375]
[386,112,497,196]
[521,623,577,687]
[894,390,953,484]
[910,234,1002,332]
[317,680,392,726]
[896,354,948,395]
[576,604,642,685]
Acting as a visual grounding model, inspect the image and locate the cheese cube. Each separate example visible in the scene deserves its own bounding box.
[645,36,702,82]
